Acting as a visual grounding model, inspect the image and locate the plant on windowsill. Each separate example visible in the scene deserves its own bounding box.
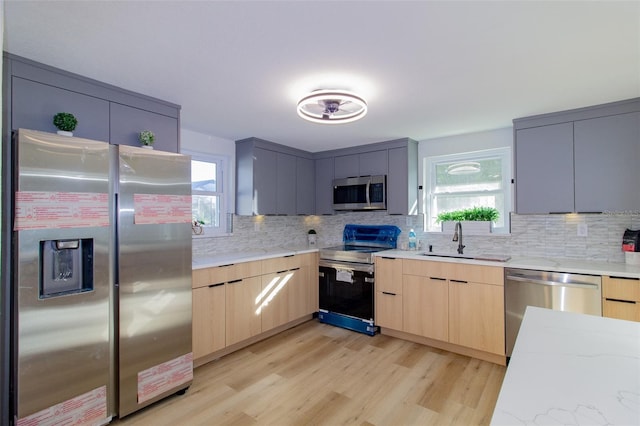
[192,219,205,235]
[436,206,499,235]
[139,130,155,149]
[53,112,78,137]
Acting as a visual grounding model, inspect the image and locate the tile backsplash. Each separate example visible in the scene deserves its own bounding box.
[193,212,640,263]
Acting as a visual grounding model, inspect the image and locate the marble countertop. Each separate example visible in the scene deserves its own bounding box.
[491,306,640,425]
[192,246,318,269]
[375,250,640,278]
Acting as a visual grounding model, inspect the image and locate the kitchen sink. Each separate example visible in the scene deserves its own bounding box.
[420,253,511,262]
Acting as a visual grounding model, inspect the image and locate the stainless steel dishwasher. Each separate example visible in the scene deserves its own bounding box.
[505,268,602,357]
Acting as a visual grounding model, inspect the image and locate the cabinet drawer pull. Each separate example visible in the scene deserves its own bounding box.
[429,277,446,281]
[290,267,300,271]
[218,263,234,268]
[450,279,468,284]
[608,276,640,281]
[605,298,636,304]
[208,283,224,288]
[277,270,288,274]
[227,279,242,284]
[382,291,397,296]
[380,256,396,260]
[283,254,295,258]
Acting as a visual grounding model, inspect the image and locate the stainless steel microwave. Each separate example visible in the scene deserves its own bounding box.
[332,175,386,211]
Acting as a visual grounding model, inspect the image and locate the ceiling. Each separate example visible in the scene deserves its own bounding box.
[3,1,639,153]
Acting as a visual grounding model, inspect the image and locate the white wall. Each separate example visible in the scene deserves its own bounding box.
[180,128,236,212]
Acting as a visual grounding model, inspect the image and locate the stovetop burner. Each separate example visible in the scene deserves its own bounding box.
[320,224,401,264]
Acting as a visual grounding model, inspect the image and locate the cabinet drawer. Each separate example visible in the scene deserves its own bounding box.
[603,276,640,302]
[403,259,451,279]
[193,261,262,288]
[603,298,640,322]
[449,263,503,286]
[262,255,299,274]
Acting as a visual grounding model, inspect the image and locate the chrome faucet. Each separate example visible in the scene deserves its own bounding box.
[452,221,465,254]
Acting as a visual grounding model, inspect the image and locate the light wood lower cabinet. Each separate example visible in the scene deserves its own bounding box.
[192,284,226,359]
[226,276,263,346]
[375,257,403,330]
[376,257,505,362]
[403,275,448,341]
[602,276,640,322]
[449,279,505,354]
[192,252,318,365]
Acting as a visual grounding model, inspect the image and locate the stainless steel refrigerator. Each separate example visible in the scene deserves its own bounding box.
[12,129,192,424]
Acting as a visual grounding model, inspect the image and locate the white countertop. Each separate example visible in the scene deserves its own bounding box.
[375,250,640,278]
[491,306,640,425]
[192,247,318,269]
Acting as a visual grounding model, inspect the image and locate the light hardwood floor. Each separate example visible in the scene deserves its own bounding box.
[113,320,506,426]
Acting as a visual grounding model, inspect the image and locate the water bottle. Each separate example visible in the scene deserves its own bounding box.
[408,229,417,250]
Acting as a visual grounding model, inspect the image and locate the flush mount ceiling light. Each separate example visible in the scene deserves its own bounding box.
[297,90,367,124]
[446,162,481,175]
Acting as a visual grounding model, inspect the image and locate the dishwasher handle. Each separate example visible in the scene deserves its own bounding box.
[506,274,600,289]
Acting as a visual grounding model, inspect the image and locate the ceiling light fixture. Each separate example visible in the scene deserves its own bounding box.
[297,90,367,124]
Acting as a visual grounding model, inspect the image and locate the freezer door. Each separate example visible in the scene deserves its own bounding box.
[116,145,192,417]
[13,130,112,421]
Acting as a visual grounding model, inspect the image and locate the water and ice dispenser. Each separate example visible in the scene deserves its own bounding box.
[39,238,94,298]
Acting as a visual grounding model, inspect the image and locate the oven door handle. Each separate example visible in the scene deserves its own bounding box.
[319,260,375,274]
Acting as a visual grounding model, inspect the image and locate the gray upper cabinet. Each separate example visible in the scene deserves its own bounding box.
[359,150,388,176]
[315,157,335,215]
[11,77,110,142]
[514,98,640,214]
[276,153,297,215]
[334,154,359,179]
[4,53,181,153]
[515,123,575,214]
[574,112,640,213]
[296,157,315,215]
[387,142,418,215]
[110,104,179,152]
[236,138,315,215]
[334,150,388,179]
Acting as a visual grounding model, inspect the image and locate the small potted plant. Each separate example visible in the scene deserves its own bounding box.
[53,112,78,136]
[138,130,155,148]
[192,219,205,235]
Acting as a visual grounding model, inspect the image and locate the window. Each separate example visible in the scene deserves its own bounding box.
[424,148,511,233]
[190,155,229,236]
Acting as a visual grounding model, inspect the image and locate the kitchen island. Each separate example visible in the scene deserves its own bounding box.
[491,306,640,425]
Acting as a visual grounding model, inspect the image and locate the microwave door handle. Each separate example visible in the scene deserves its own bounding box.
[366,180,371,206]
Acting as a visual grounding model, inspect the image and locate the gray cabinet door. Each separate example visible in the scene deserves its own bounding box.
[359,150,388,176]
[334,154,359,179]
[296,157,315,215]
[515,123,575,213]
[387,147,408,215]
[254,148,278,214]
[574,112,640,213]
[110,103,179,153]
[276,153,296,215]
[12,77,110,142]
[315,157,334,215]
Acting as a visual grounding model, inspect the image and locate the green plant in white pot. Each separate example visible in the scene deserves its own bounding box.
[138,130,155,148]
[53,112,78,136]
[437,206,499,235]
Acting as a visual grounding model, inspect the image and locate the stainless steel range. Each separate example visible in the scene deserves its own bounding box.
[318,224,401,335]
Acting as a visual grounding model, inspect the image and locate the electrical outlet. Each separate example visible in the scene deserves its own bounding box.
[577,223,588,237]
[406,216,413,226]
